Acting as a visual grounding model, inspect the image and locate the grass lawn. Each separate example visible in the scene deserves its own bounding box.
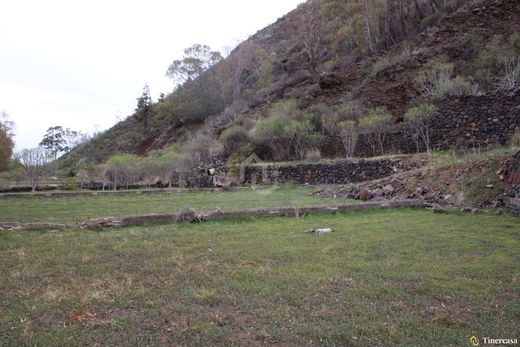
[0,186,352,223]
[0,208,518,346]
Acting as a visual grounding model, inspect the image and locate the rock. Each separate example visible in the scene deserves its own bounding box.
[486,184,494,188]
[431,203,445,214]
[318,72,342,89]
[308,227,335,235]
[356,189,373,201]
[383,184,395,194]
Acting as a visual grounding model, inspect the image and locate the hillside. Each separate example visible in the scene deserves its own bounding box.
[61,0,520,168]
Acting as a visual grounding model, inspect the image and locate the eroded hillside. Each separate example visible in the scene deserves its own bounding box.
[61,0,520,168]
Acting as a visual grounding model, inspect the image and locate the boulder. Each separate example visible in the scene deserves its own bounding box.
[356,189,373,201]
[431,203,445,214]
[318,72,342,89]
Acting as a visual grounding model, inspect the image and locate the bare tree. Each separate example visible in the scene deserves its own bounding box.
[16,147,51,192]
[298,1,329,80]
[494,57,520,96]
[363,0,376,55]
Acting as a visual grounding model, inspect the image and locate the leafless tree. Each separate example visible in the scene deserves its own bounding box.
[298,1,329,80]
[494,57,520,96]
[16,147,51,192]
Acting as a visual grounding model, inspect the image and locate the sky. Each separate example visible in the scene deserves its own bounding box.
[0,0,305,150]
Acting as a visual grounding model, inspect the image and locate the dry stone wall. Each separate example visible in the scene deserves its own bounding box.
[322,95,520,158]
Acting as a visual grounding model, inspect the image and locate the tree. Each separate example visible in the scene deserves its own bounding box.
[285,117,322,160]
[166,44,223,87]
[40,126,66,160]
[338,120,358,159]
[359,107,392,156]
[135,84,153,131]
[105,154,140,190]
[62,128,89,152]
[40,126,89,159]
[158,146,189,188]
[253,100,322,160]
[297,0,328,80]
[140,156,159,188]
[16,147,51,192]
[183,133,222,167]
[404,103,438,153]
[494,57,520,96]
[0,112,15,172]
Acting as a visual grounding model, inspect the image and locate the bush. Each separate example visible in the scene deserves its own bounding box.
[219,125,251,158]
[371,43,411,75]
[415,63,474,98]
[175,206,201,223]
[435,76,474,97]
[305,148,322,161]
[493,57,520,96]
[510,129,520,148]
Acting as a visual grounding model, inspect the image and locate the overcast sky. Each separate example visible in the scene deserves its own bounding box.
[0,0,305,150]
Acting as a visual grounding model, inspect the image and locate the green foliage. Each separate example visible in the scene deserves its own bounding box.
[415,63,473,98]
[338,119,358,158]
[404,104,438,152]
[39,126,67,160]
[219,125,251,158]
[105,153,141,190]
[135,84,154,131]
[166,44,222,86]
[472,34,520,90]
[0,113,15,172]
[253,100,322,160]
[404,103,437,123]
[371,43,411,75]
[359,107,392,156]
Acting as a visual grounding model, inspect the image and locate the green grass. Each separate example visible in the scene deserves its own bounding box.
[0,186,354,223]
[0,209,518,346]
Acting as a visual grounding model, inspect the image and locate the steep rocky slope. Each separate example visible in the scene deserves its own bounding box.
[62,0,520,167]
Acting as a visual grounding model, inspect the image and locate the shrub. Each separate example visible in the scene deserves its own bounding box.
[415,63,474,98]
[510,129,520,148]
[305,148,322,161]
[435,76,474,97]
[219,125,251,158]
[493,57,520,96]
[175,206,201,223]
[371,43,411,75]
[253,100,322,161]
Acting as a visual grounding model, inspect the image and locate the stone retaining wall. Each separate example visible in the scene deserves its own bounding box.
[322,94,520,158]
[0,200,427,231]
[242,157,422,185]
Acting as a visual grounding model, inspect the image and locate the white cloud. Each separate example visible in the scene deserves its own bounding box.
[0,0,305,150]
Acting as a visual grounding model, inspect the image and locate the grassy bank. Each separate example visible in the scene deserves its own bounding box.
[0,208,518,346]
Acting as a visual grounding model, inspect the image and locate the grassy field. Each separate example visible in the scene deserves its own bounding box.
[0,208,518,346]
[0,186,352,223]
